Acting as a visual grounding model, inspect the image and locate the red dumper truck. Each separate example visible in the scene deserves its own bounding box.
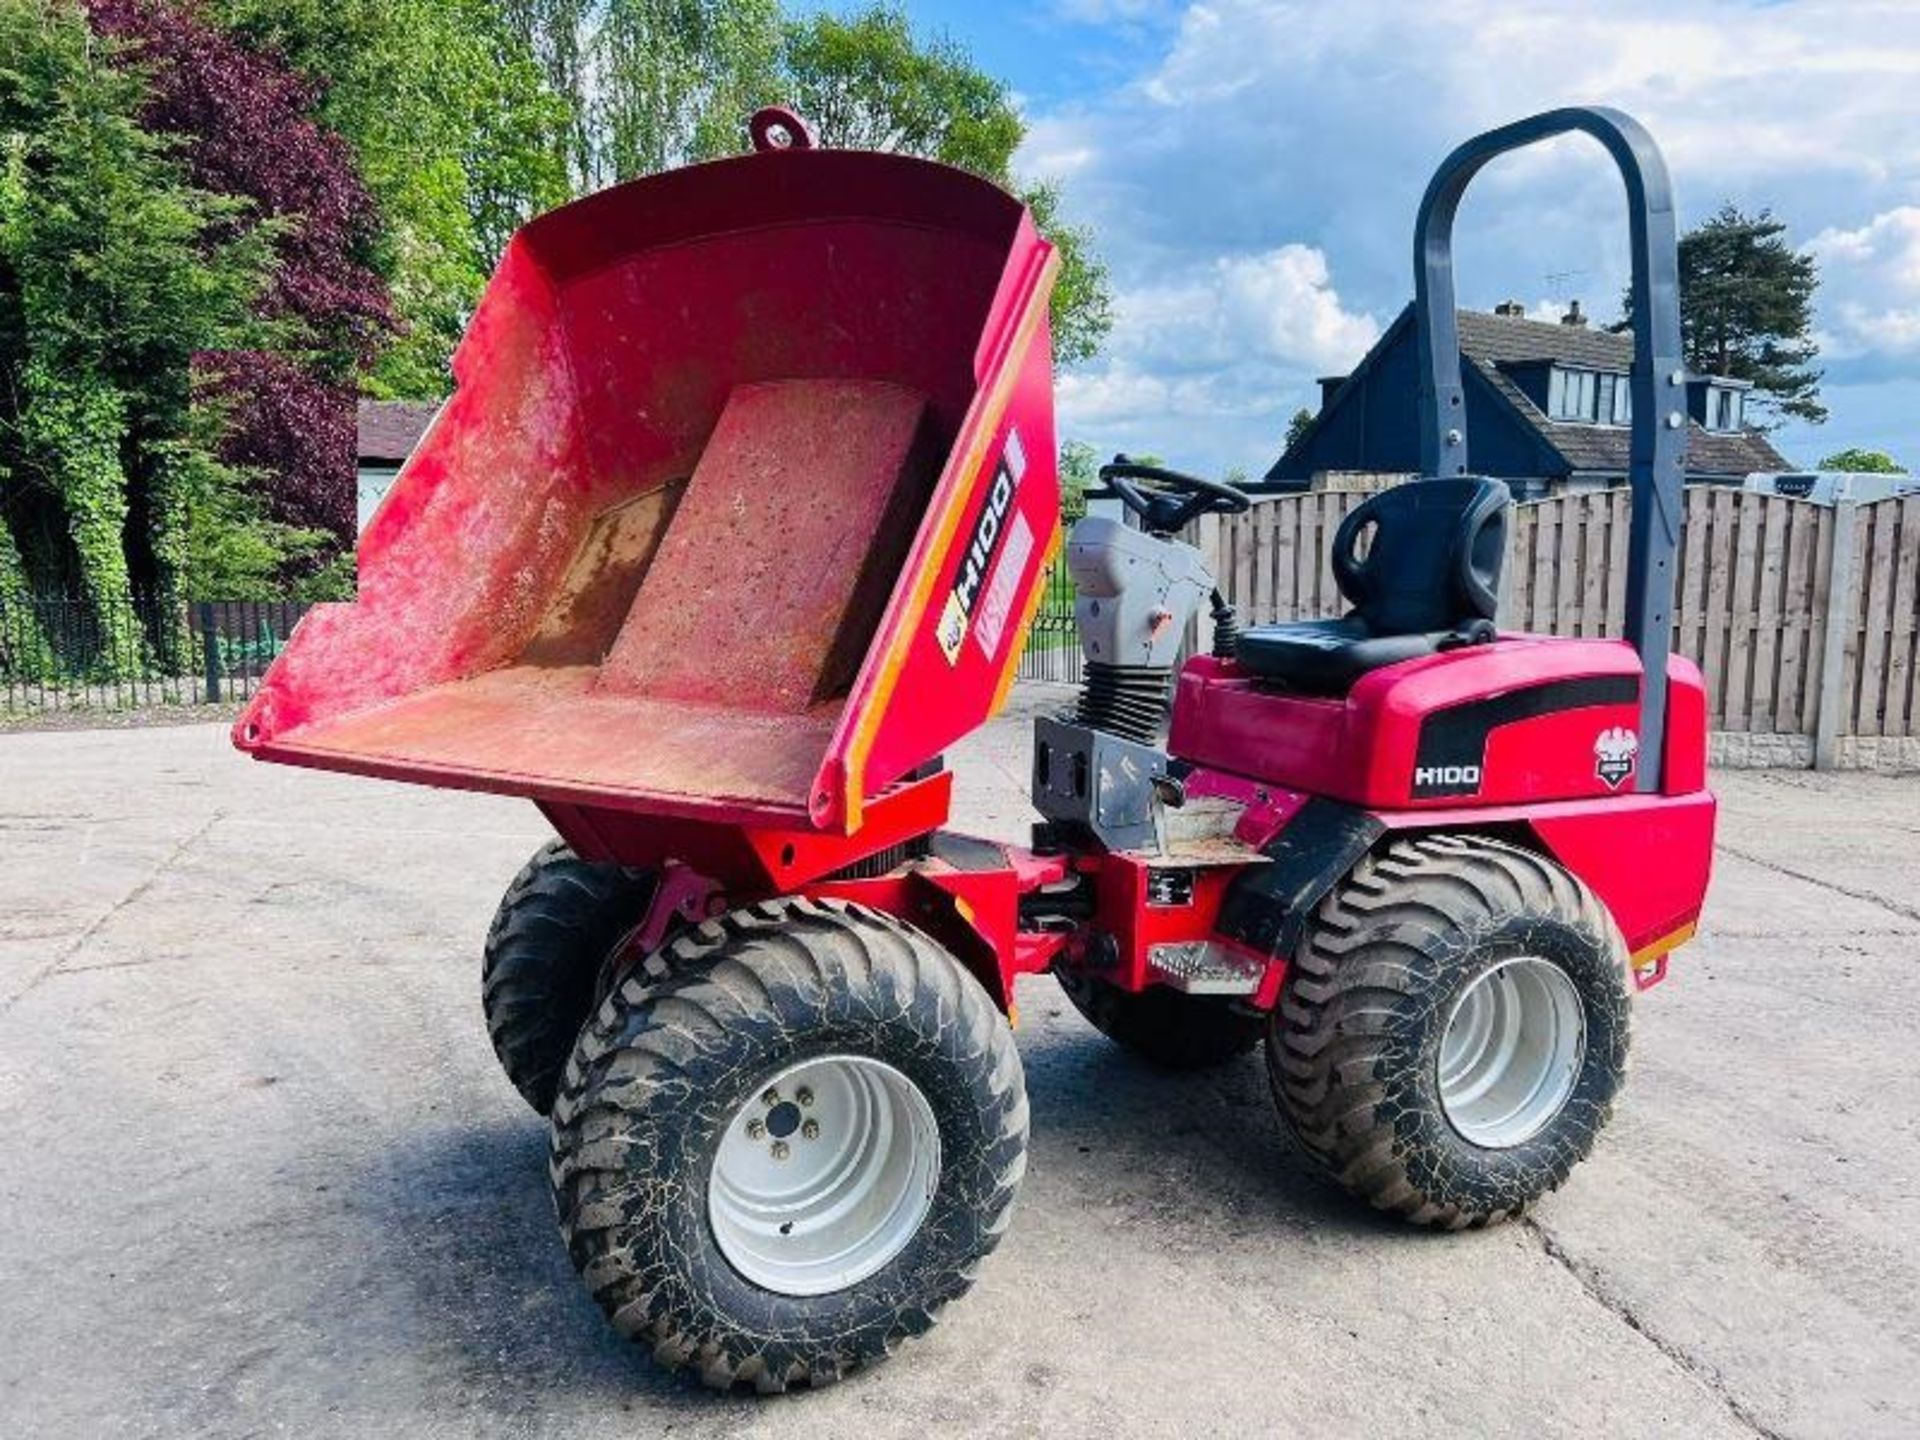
[236,105,1714,1390]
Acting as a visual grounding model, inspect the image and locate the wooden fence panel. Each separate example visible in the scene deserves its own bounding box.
[1605,487,1632,635]
[1534,492,1562,636]
[1698,488,1733,728]
[1802,504,1835,736]
[1773,502,1813,733]
[1576,494,1606,638]
[1850,495,1920,738]
[1725,493,1762,728]
[1747,497,1785,731]
[1209,486,1920,745]
[1270,499,1296,621]
[1500,503,1532,629]
[1884,496,1920,736]
[1852,497,1893,735]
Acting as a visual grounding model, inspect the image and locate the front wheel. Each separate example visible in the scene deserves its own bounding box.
[549,898,1028,1392]
[481,840,657,1115]
[1269,833,1630,1228]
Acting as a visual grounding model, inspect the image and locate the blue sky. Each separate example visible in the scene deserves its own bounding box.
[883,0,1920,476]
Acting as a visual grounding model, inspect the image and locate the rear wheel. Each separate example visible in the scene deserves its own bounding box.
[1269,833,1630,1228]
[1056,969,1262,1070]
[550,898,1027,1391]
[481,840,656,1115]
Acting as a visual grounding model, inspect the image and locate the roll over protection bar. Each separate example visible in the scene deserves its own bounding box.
[1413,107,1685,793]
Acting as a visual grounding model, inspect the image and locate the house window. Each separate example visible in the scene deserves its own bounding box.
[357,466,400,533]
[1571,369,1595,421]
[1549,368,1594,420]
[1548,367,1627,424]
[1708,386,1744,431]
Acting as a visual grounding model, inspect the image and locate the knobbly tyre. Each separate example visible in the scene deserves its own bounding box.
[235,105,1714,1390]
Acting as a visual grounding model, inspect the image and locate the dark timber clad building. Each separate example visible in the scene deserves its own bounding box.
[1269,302,1789,497]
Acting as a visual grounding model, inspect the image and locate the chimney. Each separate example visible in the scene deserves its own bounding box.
[1561,299,1588,328]
[1494,300,1526,318]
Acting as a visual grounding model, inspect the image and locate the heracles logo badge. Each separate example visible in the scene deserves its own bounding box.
[1594,726,1639,789]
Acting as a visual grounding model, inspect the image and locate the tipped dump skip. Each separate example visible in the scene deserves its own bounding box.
[236,143,1062,833]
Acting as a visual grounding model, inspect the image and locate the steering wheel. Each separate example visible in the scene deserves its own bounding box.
[1099,456,1251,535]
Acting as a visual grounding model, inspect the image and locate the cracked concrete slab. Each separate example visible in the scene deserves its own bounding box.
[0,701,1914,1438]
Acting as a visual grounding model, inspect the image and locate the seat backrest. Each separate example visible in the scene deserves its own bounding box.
[1330,477,1509,636]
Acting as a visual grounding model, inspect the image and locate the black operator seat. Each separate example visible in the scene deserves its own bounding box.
[1234,477,1510,693]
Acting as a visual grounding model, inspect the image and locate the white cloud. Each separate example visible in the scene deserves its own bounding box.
[1057,245,1378,465]
[1022,0,1920,472]
[1811,207,1920,358]
[1109,246,1379,373]
[1117,0,1920,186]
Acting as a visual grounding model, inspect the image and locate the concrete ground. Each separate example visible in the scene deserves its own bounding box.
[2,688,1916,1439]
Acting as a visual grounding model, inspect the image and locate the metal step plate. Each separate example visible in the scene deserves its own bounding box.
[1148,940,1263,996]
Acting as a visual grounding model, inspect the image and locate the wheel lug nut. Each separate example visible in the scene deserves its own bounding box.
[801,1119,819,1140]
[770,1141,790,1161]
[746,1119,766,1139]
[796,1087,814,1107]
[761,1088,780,1106]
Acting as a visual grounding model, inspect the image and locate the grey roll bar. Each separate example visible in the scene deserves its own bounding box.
[1413,106,1684,794]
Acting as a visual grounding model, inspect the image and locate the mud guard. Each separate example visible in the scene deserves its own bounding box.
[1214,797,1386,961]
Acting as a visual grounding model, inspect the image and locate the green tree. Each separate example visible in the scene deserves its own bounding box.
[1059,438,1098,518]
[594,0,779,183]
[213,2,1113,400]
[496,0,779,188]
[778,6,1109,366]
[1284,406,1315,451]
[0,0,281,637]
[216,0,573,398]
[1668,205,1824,427]
[502,2,1111,369]
[1818,447,1905,474]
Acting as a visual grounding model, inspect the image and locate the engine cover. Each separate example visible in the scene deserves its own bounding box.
[1168,637,1709,809]
[1066,515,1212,669]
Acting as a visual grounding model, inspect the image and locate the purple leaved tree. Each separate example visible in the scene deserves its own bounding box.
[87,0,396,572]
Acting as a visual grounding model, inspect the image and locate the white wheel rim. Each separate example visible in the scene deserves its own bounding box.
[1437,957,1586,1149]
[708,1055,940,1296]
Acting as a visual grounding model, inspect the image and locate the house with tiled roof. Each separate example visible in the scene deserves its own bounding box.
[1268,302,1789,497]
[356,400,441,531]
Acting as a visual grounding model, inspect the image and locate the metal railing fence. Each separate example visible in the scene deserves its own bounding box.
[1016,548,1081,685]
[1,593,307,715]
